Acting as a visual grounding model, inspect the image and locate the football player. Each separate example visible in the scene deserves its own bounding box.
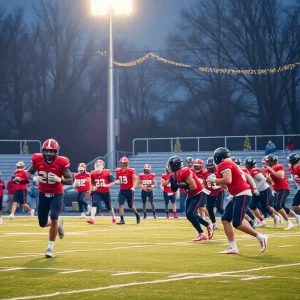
[87,160,116,224]
[27,139,73,258]
[264,154,300,230]
[73,163,92,218]
[202,157,224,230]
[8,161,35,219]
[244,157,281,227]
[207,147,268,254]
[115,157,140,225]
[161,165,178,219]
[168,156,214,242]
[288,153,300,217]
[138,164,157,219]
[0,171,5,224]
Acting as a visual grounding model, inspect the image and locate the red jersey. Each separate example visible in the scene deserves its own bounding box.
[115,168,135,190]
[91,169,112,193]
[289,164,300,186]
[13,170,29,190]
[265,164,290,192]
[31,153,70,194]
[240,167,249,174]
[217,160,250,196]
[7,180,15,195]
[161,173,173,193]
[193,169,206,183]
[249,167,264,178]
[74,172,91,192]
[138,173,156,187]
[0,179,5,196]
[202,169,222,196]
[172,167,203,197]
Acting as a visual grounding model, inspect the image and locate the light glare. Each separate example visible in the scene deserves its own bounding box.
[91,0,132,15]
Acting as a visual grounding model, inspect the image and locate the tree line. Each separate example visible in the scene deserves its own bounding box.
[0,0,300,167]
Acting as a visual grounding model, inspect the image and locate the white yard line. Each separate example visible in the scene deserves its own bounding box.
[2,262,300,300]
[278,245,294,248]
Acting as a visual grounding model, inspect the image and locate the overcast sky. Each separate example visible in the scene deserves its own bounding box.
[0,0,199,51]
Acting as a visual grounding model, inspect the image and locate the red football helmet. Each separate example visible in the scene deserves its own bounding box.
[16,161,25,170]
[119,157,129,169]
[144,164,151,174]
[42,139,60,161]
[78,163,86,174]
[193,158,204,172]
[95,159,105,171]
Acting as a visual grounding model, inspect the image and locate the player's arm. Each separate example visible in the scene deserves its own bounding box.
[106,174,116,188]
[90,177,95,192]
[132,173,137,189]
[161,177,169,186]
[244,172,256,189]
[202,178,208,189]
[61,169,73,185]
[151,177,157,188]
[255,173,267,190]
[138,177,144,189]
[215,169,232,185]
[27,165,37,181]
[182,174,197,191]
[265,166,284,179]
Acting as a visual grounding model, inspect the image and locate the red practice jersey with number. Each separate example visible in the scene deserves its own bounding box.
[265,164,290,192]
[13,170,29,190]
[116,168,135,190]
[138,173,156,187]
[161,173,173,193]
[202,169,223,196]
[31,153,70,194]
[74,172,91,192]
[91,169,112,193]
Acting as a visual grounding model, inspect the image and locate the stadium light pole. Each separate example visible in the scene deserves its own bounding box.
[91,0,132,170]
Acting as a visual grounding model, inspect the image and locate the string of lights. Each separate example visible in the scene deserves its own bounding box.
[113,52,300,75]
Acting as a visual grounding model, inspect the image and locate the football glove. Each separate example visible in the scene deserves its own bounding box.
[48,172,61,183]
[206,174,216,183]
[33,176,43,183]
[253,189,260,196]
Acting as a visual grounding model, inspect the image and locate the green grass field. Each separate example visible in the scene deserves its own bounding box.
[0,216,300,300]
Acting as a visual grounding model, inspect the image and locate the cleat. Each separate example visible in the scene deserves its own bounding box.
[0,217,2,225]
[86,205,92,215]
[207,224,214,240]
[143,215,147,219]
[166,215,169,219]
[295,215,300,228]
[153,215,157,219]
[8,214,14,219]
[79,212,86,219]
[249,220,256,229]
[213,224,219,230]
[283,221,294,231]
[136,214,140,224]
[173,212,178,219]
[256,220,267,228]
[87,219,94,224]
[112,218,116,224]
[193,234,208,242]
[273,215,280,228]
[58,220,64,239]
[30,209,35,217]
[219,247,239,254]
[117,220,125,225]
[259,235,269,253]
[98,212,103,216]
[45,248,53,258]
[254,218,260,228]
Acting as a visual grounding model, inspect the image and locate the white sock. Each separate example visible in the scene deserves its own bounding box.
[48,241,55,250]
[256,233,264,241]
[110,208,115,219]
[229,241,237,249]
[91,207,96,219]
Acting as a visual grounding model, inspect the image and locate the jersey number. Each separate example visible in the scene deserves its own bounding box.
[207,181,217,188]
[76,179,86,187]
[38,171,56,185]
[142,180,152,185]
[95,179,106,187]
[119,176,128,184]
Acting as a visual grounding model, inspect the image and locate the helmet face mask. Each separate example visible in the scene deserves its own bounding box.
[95,160,104,171]
[287,153,300,168]
[206,157,215,173]
[42,139,60,162]
[16,161,25,171]
[193,159,204,172]
[119,157,129,169]
[78,163,86,174]
[144,164,151,174]
[186,157,194,168]
[265,154,278,166]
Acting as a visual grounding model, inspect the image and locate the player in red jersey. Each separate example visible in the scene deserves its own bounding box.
[27,139,72,258]
[115,157,140,225]
[161,165,178,218]
[168,156,214,242]
[0,171,5,224]
[87,160,116,224]
[244,157,281,228]
[73,163,92,218]
[8,161,35,219]
[138,164,157,219]
[192,158,210,220]
[265,154,300,230]
[202,157,224,230]
[288,153,300,219]
[179,157,193,215]
[206,148,268,254]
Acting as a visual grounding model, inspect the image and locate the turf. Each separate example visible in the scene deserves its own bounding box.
[0,216,300,300]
